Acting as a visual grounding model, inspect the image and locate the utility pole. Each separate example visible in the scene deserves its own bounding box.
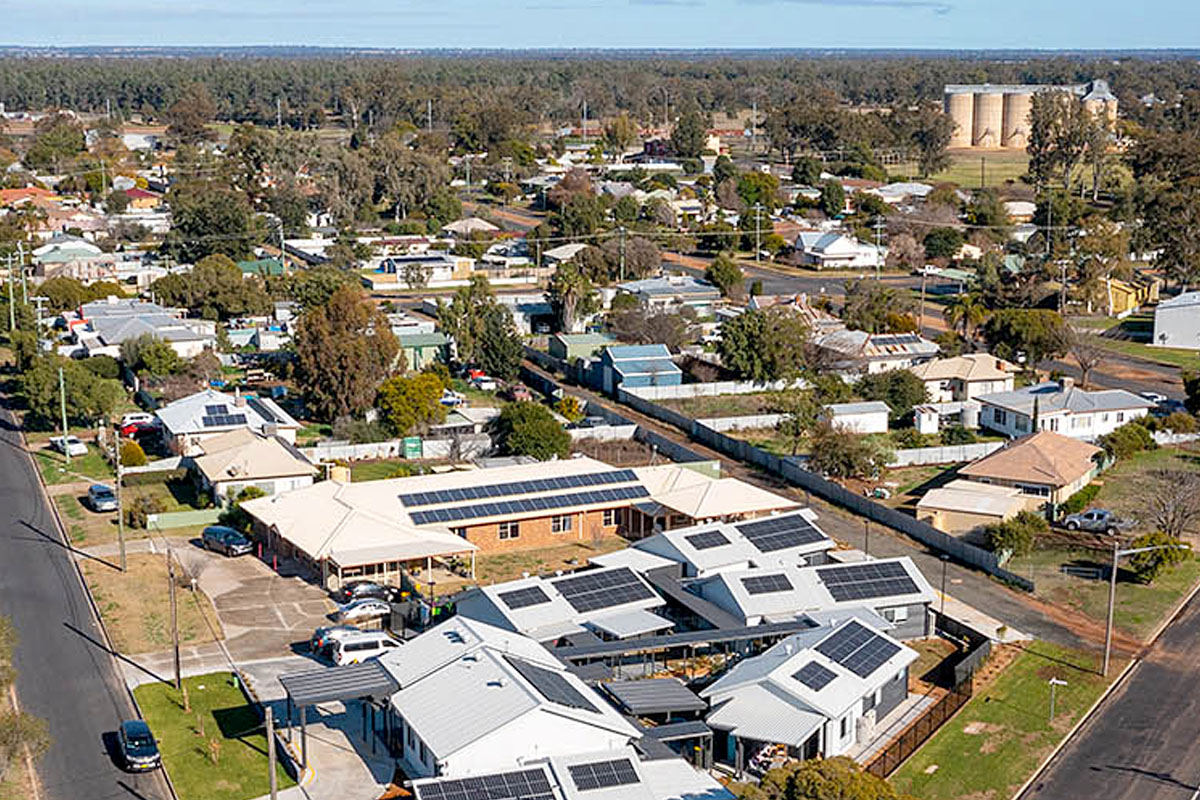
[427,99,433,133]
[1104,540,1191,675]
[873,217,885,280]
[465,156,472,195]
[115,426,126,572]
[919,272,928,331]
[581,98,588,142]
[753,203,763,265]
[168,546,181,689]
[276,97,282,131]
[18,242,26,304]
[618,226,627,282]
[58,366,70,465]
[751,99,757,154]
[6,254,13,331]
[266,706,278,800]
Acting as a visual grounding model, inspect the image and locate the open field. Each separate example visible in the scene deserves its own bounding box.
[1091,444,1200,526]
[893,149,1031,188]
[1096,337,1199,370]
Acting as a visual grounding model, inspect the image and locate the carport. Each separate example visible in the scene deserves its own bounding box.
[278,661,399,768]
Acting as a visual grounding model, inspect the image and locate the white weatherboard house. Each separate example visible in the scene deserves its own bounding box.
[156,388,301,455]
[977,379,1153,440]
[821,402,891,435]
[1153,291,1200,350]
[796,231,886,270]
[909,354,1018,403]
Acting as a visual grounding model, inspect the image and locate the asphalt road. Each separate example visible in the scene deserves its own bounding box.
[0,408,170,800]
[1021,590,1200,800]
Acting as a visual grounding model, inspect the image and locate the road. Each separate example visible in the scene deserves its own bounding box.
[1020,590,1200,800]
[0,408,170,800]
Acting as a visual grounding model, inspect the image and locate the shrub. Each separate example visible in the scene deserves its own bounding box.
[808,423,894,479]
[1060,483,1101,516]
[122,468,188,487]
[1099,420,1155,460]
[124,492,165,529]
[985,510,1047,558]
[494,402,570,461]
[1163,411,1199,434]
[941,425,977,445]
[218,486,267,532]
[119,439,148,467]
[1127,530,1189,584]
[82,355,121,380]
[891,427,926,449]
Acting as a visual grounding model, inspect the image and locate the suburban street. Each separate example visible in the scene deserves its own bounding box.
[1021,591,1200,800]
[0,407,170,800]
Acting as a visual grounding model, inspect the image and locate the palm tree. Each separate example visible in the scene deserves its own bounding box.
[944,293,989,345]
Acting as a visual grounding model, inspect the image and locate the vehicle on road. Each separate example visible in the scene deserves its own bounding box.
[49,435,88,457]
[1139,391,1168,405]
[86,484,118,513]
[333,580,401,605]
[330,631,402,666]
[1062,508,1131,534]
[336,598,392,622]
[117,720,161,772]
[310,625,362,656]
[200,526,253,556]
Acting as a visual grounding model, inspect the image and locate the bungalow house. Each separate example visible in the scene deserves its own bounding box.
[543,242,590,267]
[67,297,216,359]
[820,402,890,435]
[549,332,617,362]
[958,430,1104,507]
[31,234,117,283]
[237,258,286,278]
[596,344,683,395]
[156,388,301,455]
[616,276,721,316]
[398,332,451,371]
[1153,291,1200,350]
[123,187,161,210]
[366,253,473,291]
[909,354,1018,403]
[191,428,317,506]
[441,217,499,238]
[796,232,886,271]
[977,379,1153,440]
[813,330,939,376]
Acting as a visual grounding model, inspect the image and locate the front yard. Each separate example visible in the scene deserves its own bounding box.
[34,442,114,486]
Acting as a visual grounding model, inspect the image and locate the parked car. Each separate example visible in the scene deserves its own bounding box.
[440,388,466,407]
[336,598,392,622]
[1157,398,1189,416]
[133,390,159,412]
[87,484,118,513]
[330,631,402,666]
[117,719,161,772]
[503,383,533,402]
[120,412,157,429]
[309,625,362,656]
[1139,391,1168,405]
[334,581,401,605]
[1062,508,1132,534]
[201,526,253,556]
[49,435,88,457]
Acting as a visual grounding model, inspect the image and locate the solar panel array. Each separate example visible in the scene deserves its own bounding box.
[815,621,901,678]
[684,530,730,551]
[201,405,248,429]
[504,656,598,713]
[246,396,281,423]
[552,567,656,613]
[735,515,826,553]
[818,562,918,602]
[741,573,794,595]
[872,334,922,347]
[413,768,555,800]
[409,486,648,526]
[793,661,838,691]
[567,759,640,792]
[400,469,639,508]
[497,586,551,610]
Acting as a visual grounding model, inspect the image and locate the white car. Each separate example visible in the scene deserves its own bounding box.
[471,376,498,392]
[336,598,392,622]
[439,389,466,407]
[1139,391,1168,405]
[120,412,157,428]
[49,435,88,457]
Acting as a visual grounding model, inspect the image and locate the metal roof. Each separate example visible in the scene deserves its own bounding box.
[278,661,399,707]
[643,720,713,742]
[601,679,707,715]
[553,617,819,661]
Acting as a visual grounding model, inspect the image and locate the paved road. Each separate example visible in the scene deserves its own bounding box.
[0,409,170,800]
[1020,591,1200,800]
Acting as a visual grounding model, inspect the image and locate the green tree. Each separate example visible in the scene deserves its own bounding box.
[151,254,271,320]
[119,333,181,378]
[910,104,954,178]
[120,439,148,467]
[670,109,709,159]
[1099,419,1155,460]
[603,113,640,153]
[20,356,123,428]
[713,155,739,185]
[855,369,929,421]
[771,391,821,455]
[494,402,570,461]
[377,373,449,436]
[944,293,989,342]
[791,157,823,187]
[1183,370,1200,415]
[984,510,1047,558]
[819,180,846,217]
[980,309,1067,366]
[166,83,218,146]
[38,277,91,313]
[717,307,810,382]
[164,183,262,263]
[706,253,745,298]
[478,304,524,381]
[923,227,965,260]
[736,171,780,211]
[439,275,497,365]
[24,113,85,172]
[548,263,601,333]
[841,279,915,334]
[556,395,586,423]
[217,486,267,533]
[1127,530,1189,585]
[807,423,894,480]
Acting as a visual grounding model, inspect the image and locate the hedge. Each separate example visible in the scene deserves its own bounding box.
[1060,483,1101,516]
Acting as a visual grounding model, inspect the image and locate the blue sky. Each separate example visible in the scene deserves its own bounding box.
[2,0,1198,50]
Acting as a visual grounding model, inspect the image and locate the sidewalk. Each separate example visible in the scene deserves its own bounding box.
[846,691,938,764]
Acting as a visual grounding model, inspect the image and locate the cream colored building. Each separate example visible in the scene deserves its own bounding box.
[916,479,1029,536]
[910,354,1018,403]
[958,431,1104,507]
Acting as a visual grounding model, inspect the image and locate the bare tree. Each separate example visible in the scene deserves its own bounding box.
[1059,327,1109,388]
[1147,470,1200,540]
[174,550,212,588]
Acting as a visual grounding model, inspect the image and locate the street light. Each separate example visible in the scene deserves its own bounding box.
[1103,539,1191,675]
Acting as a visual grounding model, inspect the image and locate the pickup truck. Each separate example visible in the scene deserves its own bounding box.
[1061,508,1132,534]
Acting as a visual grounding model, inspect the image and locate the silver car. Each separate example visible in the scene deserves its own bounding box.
[87,484,118,513]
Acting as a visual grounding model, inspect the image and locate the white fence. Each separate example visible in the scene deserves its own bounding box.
[1153,431,1200,446]
[623,379,807,401]
[123,456,185,475]
[888,441,1006,467]
[569,424,638,442]
[696,414,787,432]
[300,435,492,462]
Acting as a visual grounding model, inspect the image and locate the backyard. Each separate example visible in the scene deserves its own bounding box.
[433,534,631,592]
[54,477,212,548]
[659,392,783,418]
[134,672,295,800]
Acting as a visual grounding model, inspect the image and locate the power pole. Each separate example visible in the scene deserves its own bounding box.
[18,242,26,304]
[168,546,181,689]
[751,99,757,154]
[266,706,278,800]
[278,221,287,272]
[6,254,13,330]
[58,366,70,465]
[581,98,587,142]
[873,217,885,281]
[919,272,928,332]
[426,99,433,133]
[619,226,627,282]
[753,203,763,265]
[276,97,282,131]
[115,426,126,572]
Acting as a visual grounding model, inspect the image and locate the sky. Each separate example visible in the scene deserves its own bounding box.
[3,0,1199,50]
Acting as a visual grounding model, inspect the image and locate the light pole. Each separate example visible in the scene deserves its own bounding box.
[58,365,70,466]
[114,423,127,572]
[1103,540,1191,675]
[1048,677,1068,721]
[863,519,870,557]
[939,554,950,616]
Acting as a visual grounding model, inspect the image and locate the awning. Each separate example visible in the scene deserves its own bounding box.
[279,661,399,707]
[602,678,707,715]
[586,608,675,639]
[706,686,824,746]
[644,720,713,742]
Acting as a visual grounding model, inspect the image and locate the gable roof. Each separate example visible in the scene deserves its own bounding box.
[156,389,301,437]
[959,430,1103,487]
[909,353,1018,382]
[978,381,1154,416]
[192,429,317,484]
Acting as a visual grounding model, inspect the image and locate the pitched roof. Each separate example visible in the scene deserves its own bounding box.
[977,382,1154,416]
[959,430,1102,487]
[909,353,1018,382]
[193,429,317,484]
[156,389,301,436]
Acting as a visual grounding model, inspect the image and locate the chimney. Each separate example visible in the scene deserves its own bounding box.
[1059,377,1075,392]
[234,387,246,408]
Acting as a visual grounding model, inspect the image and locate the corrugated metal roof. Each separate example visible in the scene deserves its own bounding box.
[279,661,399,706]
[601,679,707,715]
[705,684,824,745]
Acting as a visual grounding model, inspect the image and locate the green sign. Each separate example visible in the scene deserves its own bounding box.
[403,436,422,459]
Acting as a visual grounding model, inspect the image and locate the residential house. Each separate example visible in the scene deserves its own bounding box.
[543,242,591,267]
[237,258,286,278]
[67,297,215,359]
[1153,291,1200,350]
[820,402,890,435]
[388,311,436,338]
[747,294,845,337]
[813,331,939,376]
[399,332,452,371]
[796,232,886,271]
[958,430,1104,507]
[549,332,617,363]
[31,234,117,283]
[156,388,302,455]
[915,479,1028,536]
[596,344,683,395]
[441,217,500,238]
[1105,275,1160,318]
[977,379,1153,440]
[191,429,317,506]
[123,187,161,210]
[909,354,1018,403]
[365,253,474,291]
[617,276,722,316]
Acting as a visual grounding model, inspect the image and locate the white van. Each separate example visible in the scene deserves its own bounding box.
[330,632,402,666]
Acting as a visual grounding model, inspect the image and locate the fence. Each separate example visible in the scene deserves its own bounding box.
[864,679,974,778]
[122,456,185,475]
[1153,431,1200,446]
[569,424,638,442]
[301,439,407,462]
[952,640,993,686]
[888,441,1006,467]
[622,378,807,401]
[147,508,221,530]
[696,413,787,432]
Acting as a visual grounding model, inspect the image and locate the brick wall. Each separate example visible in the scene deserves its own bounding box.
[463,507,621,553]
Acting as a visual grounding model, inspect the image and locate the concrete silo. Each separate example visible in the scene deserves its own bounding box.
[972,90,1004,148]
[944,89,974,149]
[1001,91,1033,149]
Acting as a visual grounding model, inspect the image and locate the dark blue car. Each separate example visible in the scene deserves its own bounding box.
[118,719,161,771]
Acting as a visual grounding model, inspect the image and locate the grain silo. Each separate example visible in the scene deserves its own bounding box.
[1001,91,1033,149]
[972,90,1004,148]
[944,89,974,149]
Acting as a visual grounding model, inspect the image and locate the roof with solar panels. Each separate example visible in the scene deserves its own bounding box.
[701,616,918,728]
[156,388,300,437]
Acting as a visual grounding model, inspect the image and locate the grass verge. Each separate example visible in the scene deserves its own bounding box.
[134,672,295,800]
[1094,337,1200,370]
[891,642,1121,800]
[34,443,114,486]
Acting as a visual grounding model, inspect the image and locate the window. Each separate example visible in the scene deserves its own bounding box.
[1015,415,1028,432]
[603,508,621,527]
[1048,418,1059,432]
[498,521,520,540]
[419,741,429,766]
[1102,412,1110,423]
[552,515,573,534]
[1016,483,1051,497]
[993,408,1008,425]
[451,527,467,539]
[1117,411,1125,423]
[408,725,415,749]
[864,692,877,712]
[840,716,849,739]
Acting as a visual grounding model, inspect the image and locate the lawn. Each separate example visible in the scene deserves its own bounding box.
[472,535,630,586]
[891,642,1120,800]
[34,443,114,486]
[660,392,783,419]
[1091,444,1200,526]
[349,458,423,482]
[894,149,1031,188]
[1094,337,1200,370]
[80,554,223,655]
[295,421,332,446]
[134,672,295,800]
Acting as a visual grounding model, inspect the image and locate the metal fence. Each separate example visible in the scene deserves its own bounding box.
[888,441,1006,467]
[622,379,807,401]
[864,679,974,778]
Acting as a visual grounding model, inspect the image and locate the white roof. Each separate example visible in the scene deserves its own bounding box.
[156,388,300,437]
[1158,291,1200,311]
[916,479,1026,517]
[548,748,656,800]
[585,608,674,638]
[634,465,798,521]
[442,217,499,235]
[824,401,891,417]
[544,242,590,261]
[192,429,317,484]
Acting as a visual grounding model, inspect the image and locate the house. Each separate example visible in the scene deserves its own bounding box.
[387,311,436,338]
[958,430,1104,507]
[1153,291,1200,350]
[366,253,474,291]
[122,187,161,210]
[399,332,451,371]
[747,294,844,337]
[909,354,1018,403]
[596,344,683,395]
[616,276,722,316]
[441,217,499,238]
[543,242,591,266]
[190,429,317,506]
[796,232,886,271]
[701,617,917,771]
[813,331,939,375]
[820,402,890,435]
[977,379,1153,440]
[628,466,801,534]
[68,297,215,359]
[549,332,617,362]
[237,258,286,278]
[156,389,301,455]
[915,479,1029,536]
[1105,275,1159,318]
[31,234,117,283]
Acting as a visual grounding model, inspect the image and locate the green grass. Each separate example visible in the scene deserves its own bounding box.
[1093,337,1200,369]
[891,642,1119,800]
[35,443,114,485]
[134,672,294,800]
[893,149,1031,188]
[295,422,332,446]
[350,458,421,482]
[1093,445,1200,526]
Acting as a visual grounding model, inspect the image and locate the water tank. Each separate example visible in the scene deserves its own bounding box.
[962,402,981,430]
[972,91,1004,148]
[1002,92,1033,149]
[945,91,974,148]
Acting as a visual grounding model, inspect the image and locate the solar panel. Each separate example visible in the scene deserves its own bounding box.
[408,486,649,526]
[553,567,656,613]
[201,413,249,428]
[504,656,598,712]
[815,621,901,678]
[685,530,730,551]
[498,586,551,610]
[205,404,228,415]
[794,661,838,691]
[567,759,640,792]
[413,768,556,800]
[246,396,279,423]
[399,469,640,508]
[741,574,794,595]
[817,562,919,602]
[735,514,827,553]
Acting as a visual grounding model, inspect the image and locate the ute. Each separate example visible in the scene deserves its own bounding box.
[1062,508,1131,534]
